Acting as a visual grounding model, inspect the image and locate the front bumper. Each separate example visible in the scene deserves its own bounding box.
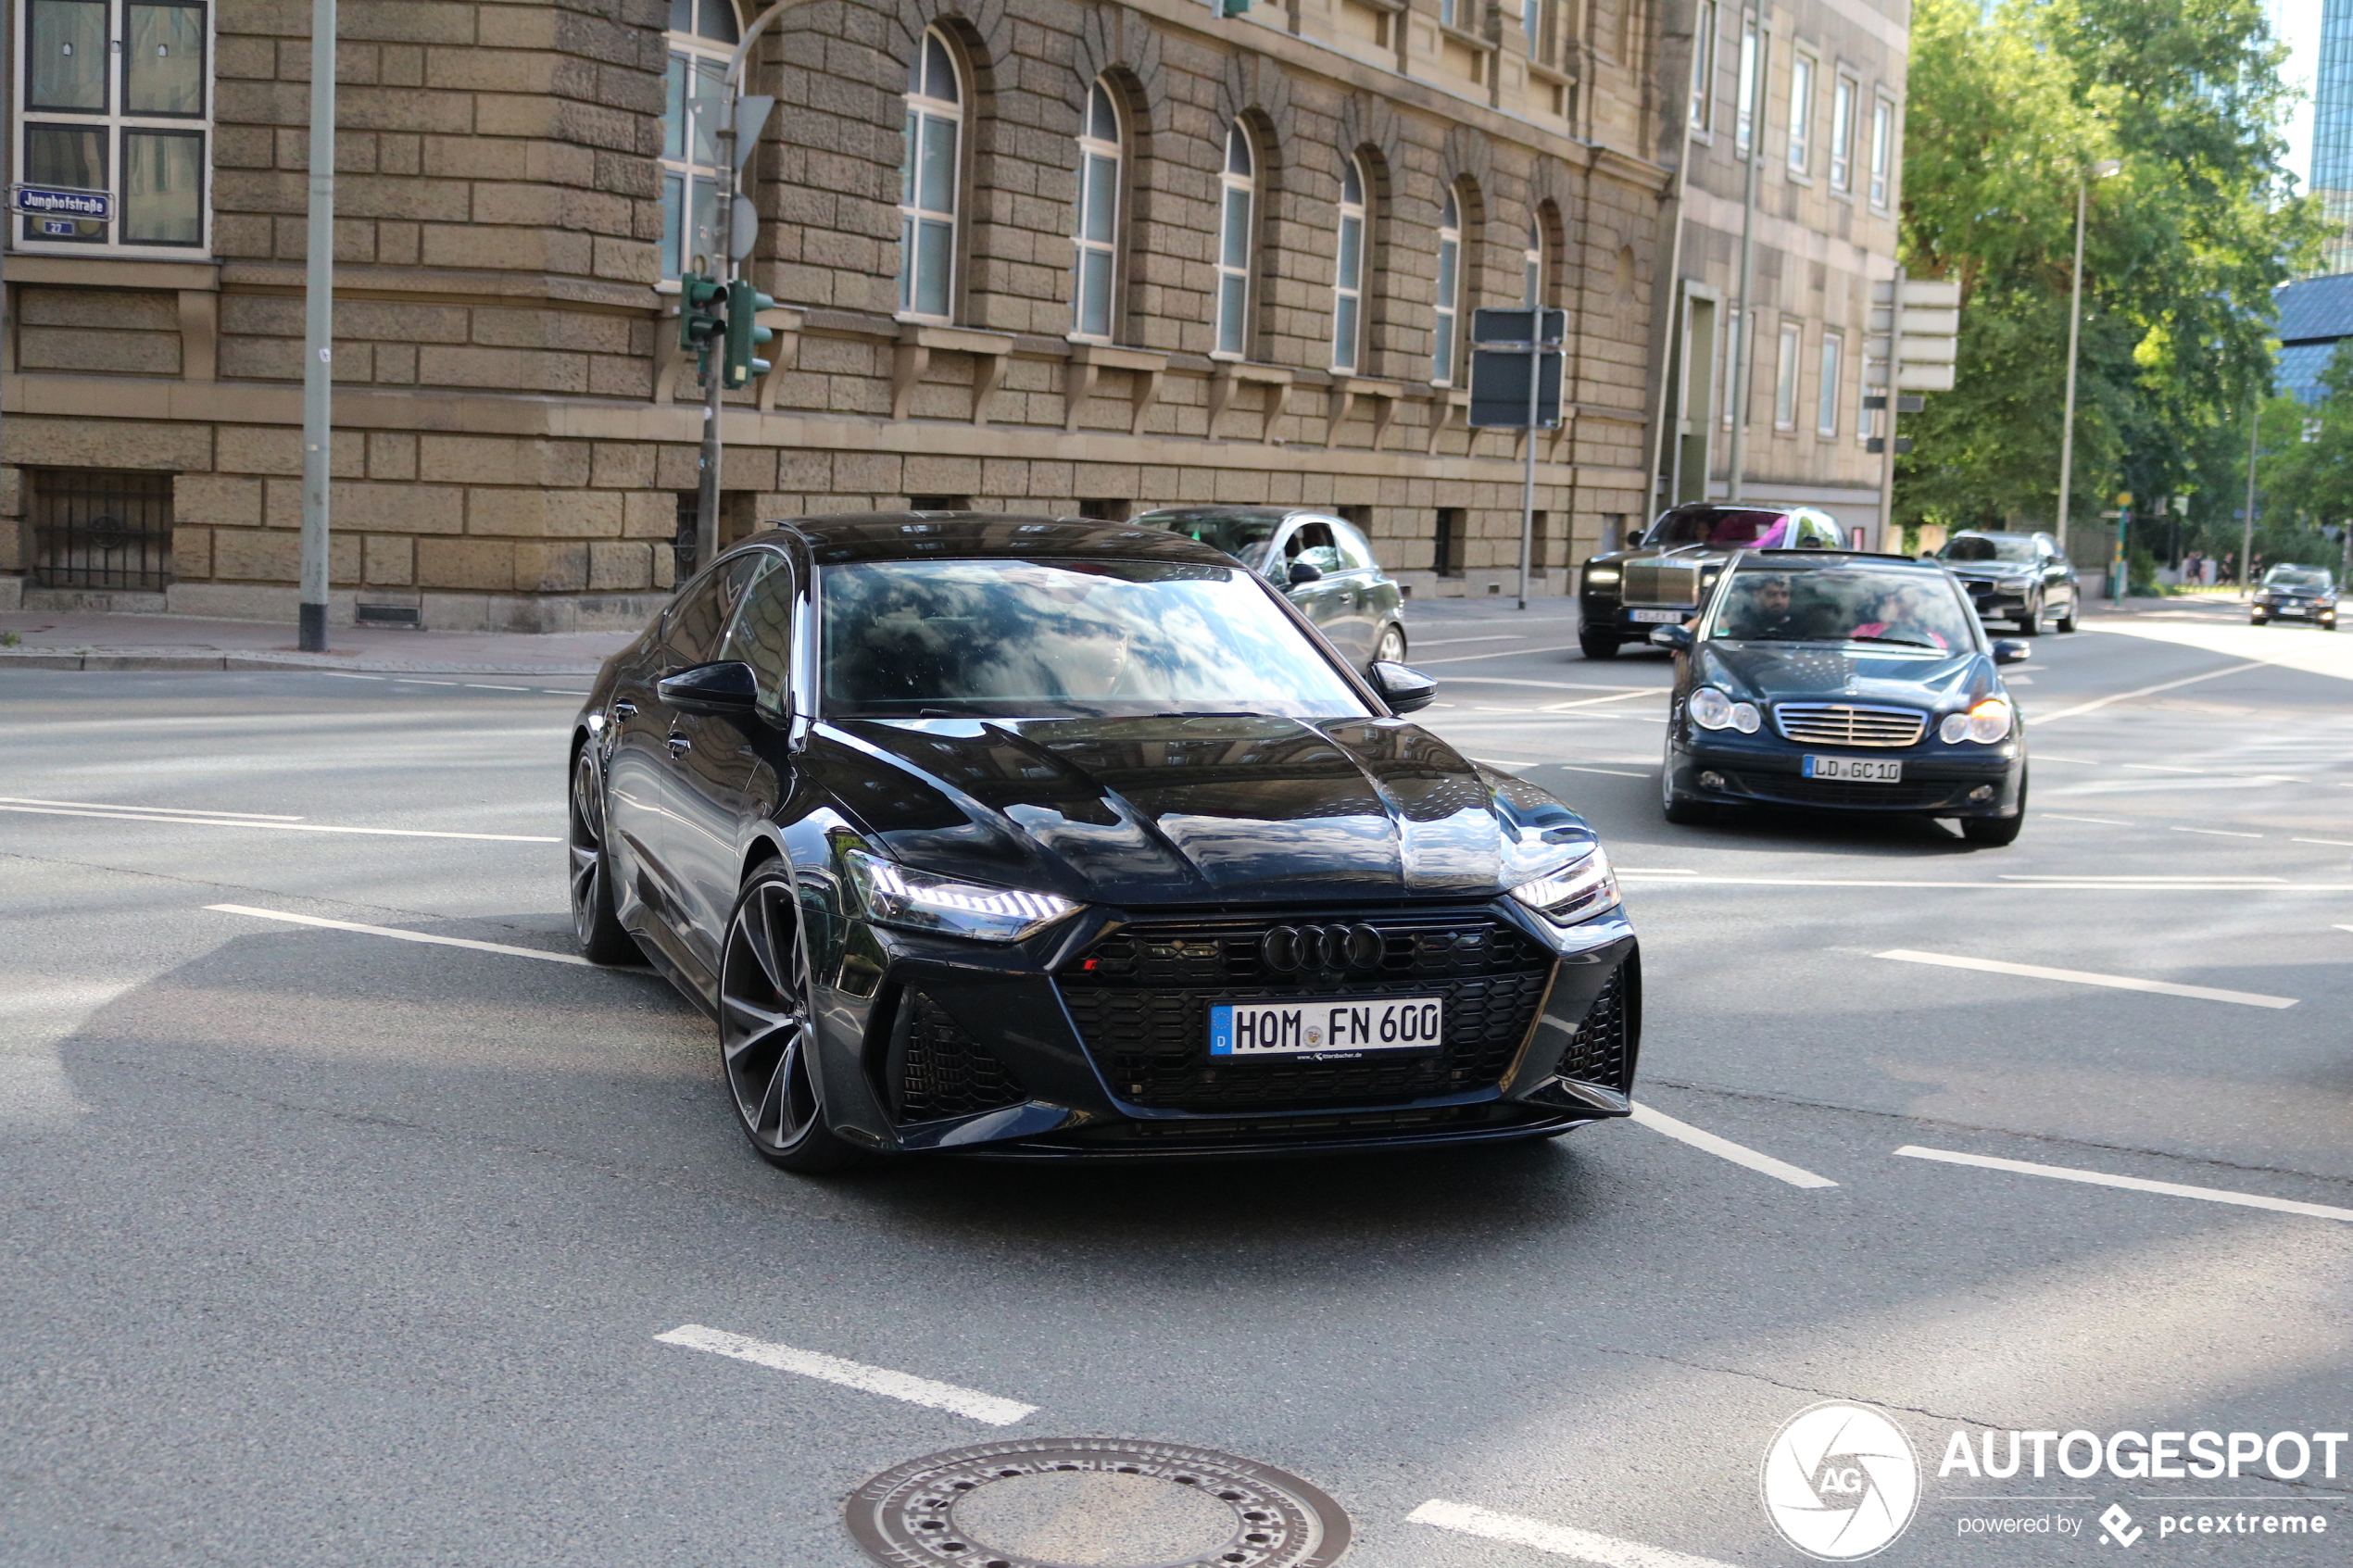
[2253,600,2334,621]
[1581,596,1696,638]
[807,900,1641,1160]
[1668,729,2024,815]
[1959,579,2035,619]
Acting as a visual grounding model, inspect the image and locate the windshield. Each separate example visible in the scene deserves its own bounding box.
[820,558,1373,720]
[1940,534,2038,564]
[1644,508,1799,549]
[1141,514,1281,571]
[2264,565,2332,591]
[1709,564,1979,650]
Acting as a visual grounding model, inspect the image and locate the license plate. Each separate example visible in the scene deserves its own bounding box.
[1804,756,1903,782]
[1630,608,1685,624]
[1209,997,1445,1059]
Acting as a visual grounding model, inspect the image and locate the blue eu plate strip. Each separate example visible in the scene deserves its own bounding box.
[1209,1004,1234,1057]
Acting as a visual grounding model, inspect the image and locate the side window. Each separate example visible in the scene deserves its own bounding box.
[661,555,760,667]
[720,558,797,711]
[1289,521,1345,574]
[1332,521,1378,571]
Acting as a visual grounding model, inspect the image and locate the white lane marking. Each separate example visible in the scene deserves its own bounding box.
[396,679,461,685]
[1546,764,1651,777]
[463,683,531,692]
[1541,689,1662,712]
[2037,813,2130,825]
[1999,874,2284,884]
[317,671,385,681]
[1416,643,1587,663]
[1406,1500,1746,1568]
[0,803,559,843]
[206,904,595,966]
[1470,758,1541,768]
[1405,634,1526,647]
[547,689,594,696]
[0,795,305,821]
[2033,652,2311,722]
[2296,837,2353,847]
[1874,948,2296,1010]
[655,1324,1036,1425]
[1617,875,2353,891]
[2123,763,2205,773]
[2172,825,2262,838]
[1628,1102,1837,1189]
[1895,1147,2353,1225]
[2337,925,2353,936]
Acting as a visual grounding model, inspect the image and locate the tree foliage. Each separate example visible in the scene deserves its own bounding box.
[2246,343,2353,575]
[1894,0,2320,549]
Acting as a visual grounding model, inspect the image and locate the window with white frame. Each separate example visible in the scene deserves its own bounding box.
[900,29,963,322]
[1432,187,1463,385]
[1829,73,1856,194]
[1071,80,1121,342]
[1773,320,1800,430]
[1688,0,1718,132]
[1787,52,1814,174]
[17,0,211,252]
[1331,154,1366,373]
[1214,123,1255,358]
[1523,217,1543,306]
[1869,94,1893,208]
[1440,0,1459,27]
[659,0,736,282]
[1817,330,1842,437]
[1734,15,1758,156]
[1860,351,1885,441]
[1522,0,1541,54]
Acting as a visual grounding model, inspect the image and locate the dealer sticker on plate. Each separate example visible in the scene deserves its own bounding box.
[1803,755,1903,782]
[1209,997,1445,1059]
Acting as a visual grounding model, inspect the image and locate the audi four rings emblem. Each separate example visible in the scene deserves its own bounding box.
[1260,924,1384,973]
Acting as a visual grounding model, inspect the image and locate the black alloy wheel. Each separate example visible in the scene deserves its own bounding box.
[1959,768,2027,847]
[1373,622,1408,667]
[717,866,865,1173]
[2015,591,2043,635]
[1579,630,1620,660]
[569,746,642,964]
[1660,729,1706,825]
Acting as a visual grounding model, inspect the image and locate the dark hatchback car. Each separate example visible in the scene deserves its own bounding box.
[1654,551,2032,845]
[2250,564,2337,628]
[568,514,1638,1169]
[1131,506,1408,668]
[1930,530,2080,634]
[1578,504,1850,659]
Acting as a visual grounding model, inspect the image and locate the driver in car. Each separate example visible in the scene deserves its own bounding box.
[1737,573,1801,638]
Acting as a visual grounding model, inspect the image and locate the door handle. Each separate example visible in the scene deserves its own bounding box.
[612,698,637,719]
[666,731,691,757]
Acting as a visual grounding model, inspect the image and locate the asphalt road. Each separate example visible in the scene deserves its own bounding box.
[3,602,2348,1568]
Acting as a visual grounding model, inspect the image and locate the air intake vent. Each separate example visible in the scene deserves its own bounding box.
[895,991,1026,1123]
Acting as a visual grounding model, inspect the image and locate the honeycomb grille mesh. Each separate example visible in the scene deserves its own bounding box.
[898,990,1027,1123]
[1553,966,1632,1093]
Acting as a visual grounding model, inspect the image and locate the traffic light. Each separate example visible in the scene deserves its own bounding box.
[679,272,725,361]
[723,279,775,389]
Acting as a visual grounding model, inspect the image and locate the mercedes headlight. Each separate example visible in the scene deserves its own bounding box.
[1938,697,2012,745]
[1688,686,1760,733]
[844,849,1078,942]
[1508,843,1620,926]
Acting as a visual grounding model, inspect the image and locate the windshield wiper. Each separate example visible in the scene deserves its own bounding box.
[1843,633,1941,648]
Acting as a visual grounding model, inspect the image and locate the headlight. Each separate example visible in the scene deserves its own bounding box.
[1508,844,1620,926]
[1687,691,1758,731]
[843,848,1078,943]
[1940,698,2012,745]
[1584,568,1620,586]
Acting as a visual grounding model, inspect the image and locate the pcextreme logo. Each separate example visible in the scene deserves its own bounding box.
[1762,1402,1922,1561]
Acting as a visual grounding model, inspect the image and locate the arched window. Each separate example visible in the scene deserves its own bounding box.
[1214,124,1256,358]
[1071,81,1122,342]
[1332,156,1367,372]
[660,0,740,281]
[1523,218,1543,307]
[1432,187,1462,385]
[900,30,963,322]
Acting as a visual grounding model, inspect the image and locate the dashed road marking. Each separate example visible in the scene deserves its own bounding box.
[206,904,595,966]
[2171,825,2262,838]
[2037,813,2130,825]
[1629,1103,1837,1189]
[1406,1500,1746,1568]
[656,1323,1036,1425]
[2296,837,2353,848]
[0,795,303,821]
[1896,1147,2353,1225]
[1874,948,2296,1009]
[0,802,560,842]
[1416,643,1587,663]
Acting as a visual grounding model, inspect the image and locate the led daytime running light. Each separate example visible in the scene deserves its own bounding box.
[846,849,1077,943]
[1508,845,1620,926]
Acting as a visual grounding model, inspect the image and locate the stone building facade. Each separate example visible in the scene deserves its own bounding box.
[2,0,1689,629]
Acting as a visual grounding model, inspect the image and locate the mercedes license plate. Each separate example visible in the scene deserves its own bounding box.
[1804,756,1903,782]
[1630,608,1685,624]
[1209,997,1445,1059]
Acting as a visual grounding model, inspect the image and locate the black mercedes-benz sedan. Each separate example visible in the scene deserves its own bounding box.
[568,513,1639,1170]
[1929,530,2081,634]
[2250,564,2337,629]
[1653,550,2032,845]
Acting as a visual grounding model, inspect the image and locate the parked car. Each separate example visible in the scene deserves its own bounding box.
[2250,564,2337,628]
[1930,530,2081,634]
[1578,504,1849,659]
[568,513,1639,1169]
[1130,506,1408,668]
[1652,549,2032,845]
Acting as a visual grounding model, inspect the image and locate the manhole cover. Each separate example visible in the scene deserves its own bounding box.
[845,1438,1352,1568]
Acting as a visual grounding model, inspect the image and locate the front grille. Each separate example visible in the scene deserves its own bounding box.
[897,990,1027,1123]
[1057,913,1554,1112]
[1726,771,1960,809]
[1773,703,1927,747]
[1622,557,1702,608]
[1554,966,1633,1093]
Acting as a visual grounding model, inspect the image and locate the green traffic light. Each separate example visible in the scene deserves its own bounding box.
[724,279,778,388]
[679,272,726,354]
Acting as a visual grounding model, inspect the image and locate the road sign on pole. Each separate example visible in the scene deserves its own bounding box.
[1466,307,1567,609]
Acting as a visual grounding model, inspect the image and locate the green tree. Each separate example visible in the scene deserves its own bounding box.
[2247,343,2353,578]
[1895,0,2320,551]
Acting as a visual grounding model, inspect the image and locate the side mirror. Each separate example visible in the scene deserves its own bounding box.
[1648,623,1694,652]
[659,659,761,715]
[1287,560,1325,585]
[1991,639,2032,664]
[1370,660,1437,714]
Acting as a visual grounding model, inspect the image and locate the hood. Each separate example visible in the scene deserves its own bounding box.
[810,714,1593,906]
[1941,559,2039,582]
[1697,641,1995,710]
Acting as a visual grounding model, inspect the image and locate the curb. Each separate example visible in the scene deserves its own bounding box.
[0,650,606,675]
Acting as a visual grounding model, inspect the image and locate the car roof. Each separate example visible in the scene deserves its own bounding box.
[1730,548,1943,569]
[762,510,1239,567]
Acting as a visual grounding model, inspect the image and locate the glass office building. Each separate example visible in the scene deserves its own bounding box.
[2317,0,2353,273]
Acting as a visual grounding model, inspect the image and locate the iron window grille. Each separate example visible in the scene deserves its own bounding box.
[29,468,173,591]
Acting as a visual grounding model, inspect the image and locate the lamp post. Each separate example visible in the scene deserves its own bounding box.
[297,0,338,651]
[2055,157,2120,567]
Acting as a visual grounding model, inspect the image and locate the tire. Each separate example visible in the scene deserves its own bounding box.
[2249,614,2265,626]
[1960,768,2027,847]
[1579,631,1621,660]
[2014,593,2042,636]
[717,866,868,1173]
[1373,622,1408,666]
[1660,733,1707,824]
[2055,596,2077,633]
[569,745,644,965]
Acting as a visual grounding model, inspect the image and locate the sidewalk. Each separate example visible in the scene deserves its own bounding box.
[0,608,636,674]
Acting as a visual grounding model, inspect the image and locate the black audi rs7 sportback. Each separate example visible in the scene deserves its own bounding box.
[568,514,1640,1169]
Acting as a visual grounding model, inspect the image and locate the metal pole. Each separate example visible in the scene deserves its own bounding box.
[2241,396,2259,598]
[2056,177,2088,558]
[297,0,337,651]
[1876,264,1901,550]
[1726,26,1765,503]
[1518,319,1541,609]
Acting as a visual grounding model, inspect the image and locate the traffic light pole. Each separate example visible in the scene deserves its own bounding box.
[298,0,337,651]
[694,119,731,576]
